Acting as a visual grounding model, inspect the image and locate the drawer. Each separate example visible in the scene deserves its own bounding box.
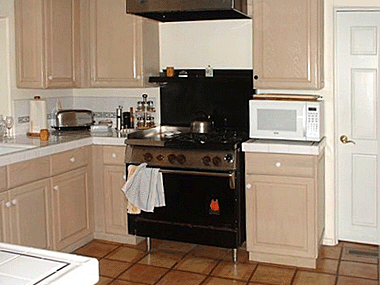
[8,156,50,188]
[245,153,315,178]
[51,147,88,176]
[0,166,6,192]
[103,146,125,165]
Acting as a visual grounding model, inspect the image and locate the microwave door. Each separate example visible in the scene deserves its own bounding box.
[250,102,306,140]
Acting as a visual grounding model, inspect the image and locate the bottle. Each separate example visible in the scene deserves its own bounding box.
[116,105,123,131]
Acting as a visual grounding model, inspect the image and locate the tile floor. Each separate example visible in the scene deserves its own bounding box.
[73,239,379,285]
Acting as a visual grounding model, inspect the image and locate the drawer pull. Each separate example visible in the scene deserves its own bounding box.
[70,157,75,163]
[53,186,60,191]
[11,199,18,206]
[275,162,281,168]
[246,183,252,189]
[5,202,11,208]
[112,153,117,158]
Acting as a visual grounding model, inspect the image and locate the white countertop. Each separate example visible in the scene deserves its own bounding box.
[242,137,326,155]
[0,242,98,285]
[0,129,133,167]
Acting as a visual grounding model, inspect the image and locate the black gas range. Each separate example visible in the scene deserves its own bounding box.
[124,70,253,261]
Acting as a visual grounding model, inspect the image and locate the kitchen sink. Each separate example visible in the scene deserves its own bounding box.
[0,144,36,156]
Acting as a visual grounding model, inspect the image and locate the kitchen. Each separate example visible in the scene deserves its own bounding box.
[0,0,379,284]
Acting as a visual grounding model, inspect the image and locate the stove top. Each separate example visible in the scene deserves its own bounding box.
[164,128,247,150]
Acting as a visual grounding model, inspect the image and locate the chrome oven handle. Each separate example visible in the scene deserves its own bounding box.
[159,169,236,189]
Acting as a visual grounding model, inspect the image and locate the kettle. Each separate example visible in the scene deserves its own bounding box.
[190,113,214,134]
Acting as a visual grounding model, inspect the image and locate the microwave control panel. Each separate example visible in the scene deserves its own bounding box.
[306,104,321,139]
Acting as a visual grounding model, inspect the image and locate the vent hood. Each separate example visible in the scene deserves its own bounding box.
[126,0,250,22]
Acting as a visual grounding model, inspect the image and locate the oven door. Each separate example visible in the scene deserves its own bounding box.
[127,167,244,248]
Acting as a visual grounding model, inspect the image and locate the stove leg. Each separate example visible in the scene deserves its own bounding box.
[146,237,151,252]
[232,248,238,263]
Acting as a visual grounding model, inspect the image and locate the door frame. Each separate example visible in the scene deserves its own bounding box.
[334,7,380,246]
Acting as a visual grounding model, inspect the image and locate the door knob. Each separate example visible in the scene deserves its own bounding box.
[340,135,356,144]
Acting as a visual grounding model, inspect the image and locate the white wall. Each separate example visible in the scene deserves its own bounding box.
[160,19,252,70]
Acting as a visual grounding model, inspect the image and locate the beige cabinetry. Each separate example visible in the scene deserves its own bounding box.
[81,0,159,87]
[0,192,10,242]
[9,179,51,249]
[245,151,325,268]
[50,147,92,251]
[15,0,80,88]
[93,146,138,244]
[252,0,324,89]
[0,167,6,192]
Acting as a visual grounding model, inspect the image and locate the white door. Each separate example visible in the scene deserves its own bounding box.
[337,11,380,244]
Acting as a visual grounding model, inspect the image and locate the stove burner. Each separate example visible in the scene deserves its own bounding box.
[164,128,247,149]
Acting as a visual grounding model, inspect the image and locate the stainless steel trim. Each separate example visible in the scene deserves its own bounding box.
[160,169,236,189]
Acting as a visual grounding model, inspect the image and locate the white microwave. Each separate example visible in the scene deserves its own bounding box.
[249,100,324,141]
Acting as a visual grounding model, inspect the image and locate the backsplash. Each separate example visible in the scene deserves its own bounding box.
[13,92,160,135]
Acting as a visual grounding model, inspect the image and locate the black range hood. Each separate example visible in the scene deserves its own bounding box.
[126,0,250,22]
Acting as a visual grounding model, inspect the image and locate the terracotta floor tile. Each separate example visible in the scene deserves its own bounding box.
[337,275,379,285]
[105,246,147,263]
[250,264,295,284]
[341,246,378,264]
[109,280,146,285]
[156,270,207,285]
[96,276,113,285]
[189,245,230,260]
[305,258,339,274]
[118,263,169,284]
[151,239,196,253]
[292,271,336,285]
[203,276,246,284]
[220,249,249,263]
[319,245,342,260]
[73,240,119,258]
[339,260,378,280]
[341,241,379,252]
[174,256,218,274]
[99,259,133,278]
[211,261,257,281]
[138,250,186,268]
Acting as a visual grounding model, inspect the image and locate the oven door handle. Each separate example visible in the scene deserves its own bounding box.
[159,169,236,189]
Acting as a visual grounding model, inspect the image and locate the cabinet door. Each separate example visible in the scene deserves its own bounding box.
[103,165,128,235]
[51,167,91,250]
[45,0,80,88]
[0,192,10,243]
[246,174,316,258]
[15,0,80,88]
[9,179,51,249]
[253,0,324,89]
[89,0,158,87]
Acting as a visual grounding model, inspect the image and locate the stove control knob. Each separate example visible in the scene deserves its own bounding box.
[212,156,222,167]
[176,154,186,165]
[168,154,177,164]
[143,152,153,162]
[156,154,165,161]
[224,154,234,164]
[202,156,211,166]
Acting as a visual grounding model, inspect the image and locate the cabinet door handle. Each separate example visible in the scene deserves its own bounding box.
[275,162,281,168]
[48,75,53,81]
[123,175,127,180]
[70,157,75,163]
[112,153,117,158]
[11,199,17,206]
[53,186,60,191]
[5,202,11,208]
[246,184,252,189]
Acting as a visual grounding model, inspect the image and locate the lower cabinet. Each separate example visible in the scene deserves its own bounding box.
[103,165,127,235]
[245,151,325,268]
[51,167,92,251]
[0,179,51,249]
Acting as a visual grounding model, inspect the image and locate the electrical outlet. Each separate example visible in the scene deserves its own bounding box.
[17,116,30,124]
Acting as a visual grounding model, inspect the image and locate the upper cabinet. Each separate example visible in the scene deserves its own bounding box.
[252,0,324,90]
[81,0,160,88]
[15,0,80,89]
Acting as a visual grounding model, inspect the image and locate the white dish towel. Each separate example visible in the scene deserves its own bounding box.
[121,163,165,214]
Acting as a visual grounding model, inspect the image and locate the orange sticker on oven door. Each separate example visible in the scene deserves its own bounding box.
[209,199,220,215]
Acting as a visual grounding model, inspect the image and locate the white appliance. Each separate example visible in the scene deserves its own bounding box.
[249,100,324,141]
